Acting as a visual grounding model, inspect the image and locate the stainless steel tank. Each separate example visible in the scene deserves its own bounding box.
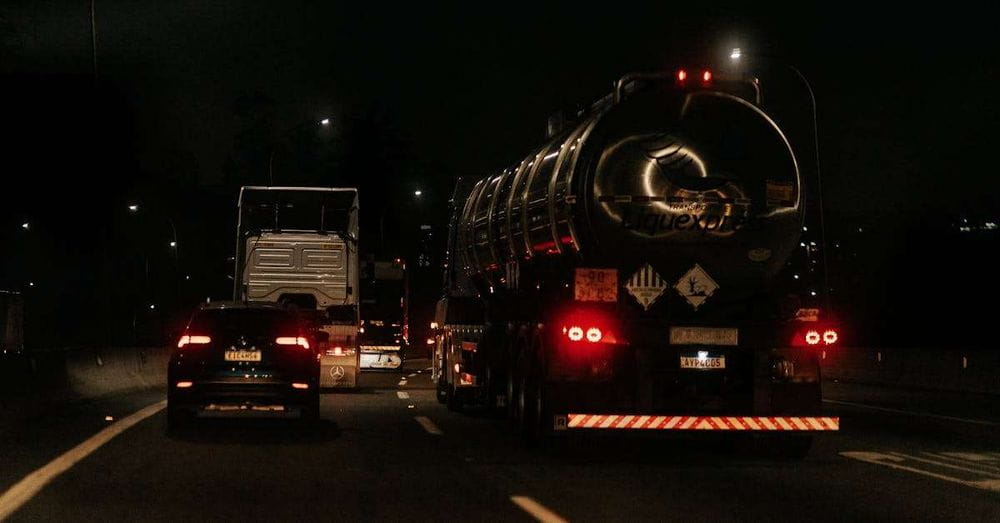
[457,81,803,294]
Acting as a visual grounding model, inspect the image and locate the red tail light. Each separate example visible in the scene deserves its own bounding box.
[701,70,712,83]
[793,326,839,347]
[276,336,310,350]
[177,335,211,348]
[676,69,688,82]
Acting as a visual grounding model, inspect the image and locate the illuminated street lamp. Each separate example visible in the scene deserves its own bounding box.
[414,190,423,197]
[128,204,139,212]
[169,241,177,248]
[21,222,29,230]
[730,47,742,60]
[320,118,331,126]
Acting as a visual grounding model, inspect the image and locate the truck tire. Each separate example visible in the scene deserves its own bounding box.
[436,380,449,404]
[446,384,464,412]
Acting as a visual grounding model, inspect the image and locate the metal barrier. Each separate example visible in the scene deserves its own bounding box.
[820,347,1000,395]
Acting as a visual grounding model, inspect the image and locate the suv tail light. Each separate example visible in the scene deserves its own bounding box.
[276,336,310,350]
[177,335,211,348]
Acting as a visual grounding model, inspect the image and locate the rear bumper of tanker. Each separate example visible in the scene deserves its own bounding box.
[543,343,835,433]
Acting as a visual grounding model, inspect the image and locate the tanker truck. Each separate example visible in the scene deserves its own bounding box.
[432,69,840,455]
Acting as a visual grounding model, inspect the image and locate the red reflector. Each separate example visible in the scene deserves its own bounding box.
[292,382,309,390]
[276,336,310,350]
[677,69,688,81]
[175,381,193,388]
[702,70,712,82]
[459,372,475,385]
[177,335,211,348]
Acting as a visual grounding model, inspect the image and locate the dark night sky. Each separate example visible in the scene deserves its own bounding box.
[2,2,999,347]
[3,1,997,218]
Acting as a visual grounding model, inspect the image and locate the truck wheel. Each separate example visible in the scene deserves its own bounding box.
[446,384,464,412]
[436,382,448,404]
[505,367,519,423]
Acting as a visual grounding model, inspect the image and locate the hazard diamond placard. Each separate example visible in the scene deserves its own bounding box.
[625,264,667,310]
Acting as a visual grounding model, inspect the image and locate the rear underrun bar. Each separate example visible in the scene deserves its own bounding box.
[555,415,840,431]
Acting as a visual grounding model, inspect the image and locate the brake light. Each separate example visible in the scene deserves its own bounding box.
[701,70,712,83]
[560,311,620,344]
[677,69,688,82]
[793,326,839,347]
[276,336,310,350]
[177,335,211,348]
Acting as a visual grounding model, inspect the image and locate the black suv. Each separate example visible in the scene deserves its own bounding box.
[167,302,321,427]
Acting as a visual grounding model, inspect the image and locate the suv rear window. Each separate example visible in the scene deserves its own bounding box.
[189,309,298,334]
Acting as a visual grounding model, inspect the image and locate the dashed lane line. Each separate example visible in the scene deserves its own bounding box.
[398,379,407,387]
[397,391,410,399]
[414,416,443,435]
[0,400,166,520]
[841,451,1000,493]
[510,496,569,523]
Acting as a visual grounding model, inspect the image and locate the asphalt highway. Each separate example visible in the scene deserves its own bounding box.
[2,358,999,522]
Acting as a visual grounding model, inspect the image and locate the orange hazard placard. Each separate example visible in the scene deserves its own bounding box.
[574,268,618,302]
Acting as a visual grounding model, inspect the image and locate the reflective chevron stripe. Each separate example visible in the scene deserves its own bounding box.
[561,415,839,431]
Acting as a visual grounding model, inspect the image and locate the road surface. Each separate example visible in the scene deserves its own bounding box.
[2,358,998,521]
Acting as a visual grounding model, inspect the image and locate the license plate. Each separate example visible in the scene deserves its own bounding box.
[670,327,738,346]
[680,355,726,369]
[224,349,261,362]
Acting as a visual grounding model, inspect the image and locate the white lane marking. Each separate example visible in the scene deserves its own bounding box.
[823,399,1000,426]
[888,452,1000,478]
[936,452,1000,464]
[425,367,432,371]
[841,451,1000,493]
[0,400,166,520]
[408,373,417,377]
[398,379,407,386]
[510,496,569,523]
[414,416,443,435]
[397,391,410,399]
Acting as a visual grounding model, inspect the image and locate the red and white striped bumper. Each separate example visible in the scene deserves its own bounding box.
[554,414,839,431]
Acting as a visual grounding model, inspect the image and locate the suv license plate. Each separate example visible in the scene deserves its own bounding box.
[225,350,262,362]
[680,356,725,369]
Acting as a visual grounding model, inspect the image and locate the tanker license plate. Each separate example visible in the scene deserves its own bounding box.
[680,355,725,369]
